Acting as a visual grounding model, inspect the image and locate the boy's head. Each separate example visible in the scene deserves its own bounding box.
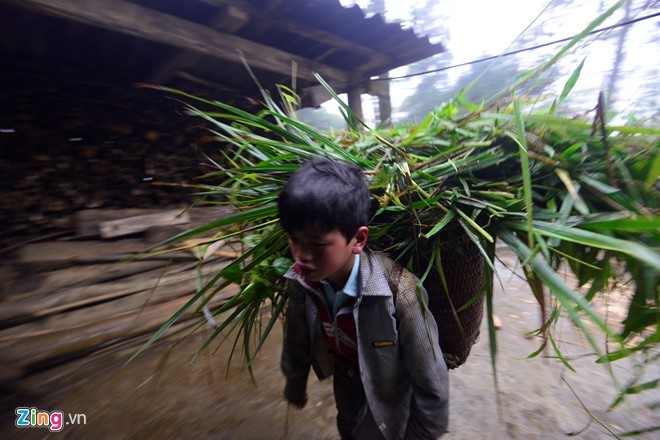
[278,157,370,242]
[278,158,370,286]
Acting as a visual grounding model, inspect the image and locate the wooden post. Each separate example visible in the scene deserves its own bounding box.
[347,87,363,126]
[377,74,392,126]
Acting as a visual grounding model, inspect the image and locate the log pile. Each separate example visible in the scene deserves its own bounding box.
[0,80,237,250]
[0,206,241,393]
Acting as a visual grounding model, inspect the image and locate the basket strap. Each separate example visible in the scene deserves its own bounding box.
[387,262,403,305]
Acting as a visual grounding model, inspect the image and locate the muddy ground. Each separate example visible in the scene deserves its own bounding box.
[1,247,657,439]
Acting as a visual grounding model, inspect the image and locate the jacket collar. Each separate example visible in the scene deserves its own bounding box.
[284,248,393,298]
[358,248,391,297]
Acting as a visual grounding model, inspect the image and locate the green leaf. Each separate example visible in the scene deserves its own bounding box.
[581,214,660,233]
[610,379,659,410]
[555,168,589,215]
[147,204,280,250]
[271,257,293,277]
[496,227,619,356]
[506,220,660,271]
[423,211,456,239]
[314,73,369,131]
[597,330,658,363]
[483,239,500,401]
[645,151,660,190]
[509,102,534,250]
[527,340,547,359]
[622,261,658,338]
[548,332,576,372]
[559,57,586,103]
[245,291,289,370]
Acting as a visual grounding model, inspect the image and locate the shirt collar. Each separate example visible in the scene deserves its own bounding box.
[320,253,360,297]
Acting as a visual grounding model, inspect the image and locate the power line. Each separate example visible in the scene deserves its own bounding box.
[376,10,660,82]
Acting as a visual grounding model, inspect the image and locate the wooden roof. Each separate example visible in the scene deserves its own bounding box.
[0,0,445,106]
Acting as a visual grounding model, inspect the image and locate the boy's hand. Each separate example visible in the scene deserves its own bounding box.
[286,395,308,409]
[284,381,308,408]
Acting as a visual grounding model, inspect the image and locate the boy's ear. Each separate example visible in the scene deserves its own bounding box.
[352,226,369,254]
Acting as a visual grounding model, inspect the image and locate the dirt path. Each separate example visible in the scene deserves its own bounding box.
[2,247,657,439]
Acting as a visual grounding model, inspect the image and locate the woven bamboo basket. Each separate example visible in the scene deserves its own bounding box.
[409,234,486,369]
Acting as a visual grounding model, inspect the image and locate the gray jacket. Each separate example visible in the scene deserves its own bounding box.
[281,249,449,440]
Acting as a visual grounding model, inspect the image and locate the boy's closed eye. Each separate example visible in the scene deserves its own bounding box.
[288,235,329,248]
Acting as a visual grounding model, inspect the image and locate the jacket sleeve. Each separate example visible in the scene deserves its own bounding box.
[280,281,313,406]
[396,270,449,439]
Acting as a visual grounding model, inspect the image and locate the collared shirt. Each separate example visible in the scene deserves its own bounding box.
[320,253,360,318]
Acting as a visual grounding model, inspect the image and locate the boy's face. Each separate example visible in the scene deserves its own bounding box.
[288,223,368,289]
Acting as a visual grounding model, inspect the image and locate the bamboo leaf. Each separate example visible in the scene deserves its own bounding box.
[508,102,534,250]
[483,239,500,402]
[454,207,494,243]
[423,211,456,239]
[508,220,660,271]
[610,379,659,410]
[148,205,280,250]
[581,214,660,233]
[314,73,370,131]
[496,227,618,349]
[645,151,660,190]
[559,57,586,104]
[555,168,590,215]
[548,332,576,372]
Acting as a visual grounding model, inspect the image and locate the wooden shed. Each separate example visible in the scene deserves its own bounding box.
[1,0,444,113]
[0,0,445,247]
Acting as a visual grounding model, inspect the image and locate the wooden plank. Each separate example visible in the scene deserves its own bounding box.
[0,275,195,333]
[17,240,153,264]
[0,260,231,328]
[6,0,351,88]
[16,237,237,266]
[13,319,199,393]
[0,287,236,374]
[99,209,191,238]
[75,209,153,236]
[4,260,167,298]
[75,207,234,237]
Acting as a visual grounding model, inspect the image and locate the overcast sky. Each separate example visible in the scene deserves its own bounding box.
[333,0,658,124]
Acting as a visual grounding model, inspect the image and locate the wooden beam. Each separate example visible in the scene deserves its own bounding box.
[264,0,287,9]
[6,0,351,88]
[212,4,250,34]
[150,5,250,86]
[174,71,242,93]
[198,0,391,71]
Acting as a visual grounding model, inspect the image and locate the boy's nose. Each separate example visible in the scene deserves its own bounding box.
[291,244,312,262]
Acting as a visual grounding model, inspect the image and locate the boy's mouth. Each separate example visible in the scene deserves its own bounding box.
[295,263,316,277]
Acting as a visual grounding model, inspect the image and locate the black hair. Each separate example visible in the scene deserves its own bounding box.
[278,157,370,241]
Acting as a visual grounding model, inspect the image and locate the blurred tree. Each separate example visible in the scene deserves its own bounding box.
[606,0,632,105]
[388,0,452,123]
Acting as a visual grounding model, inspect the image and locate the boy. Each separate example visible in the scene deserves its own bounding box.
[278,157,449,440]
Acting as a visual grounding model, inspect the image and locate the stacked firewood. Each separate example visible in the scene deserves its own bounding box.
[0,206,238,394]
[0,81,239,249]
